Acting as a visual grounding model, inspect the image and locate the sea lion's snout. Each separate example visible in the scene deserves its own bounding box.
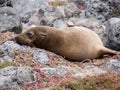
[15,35,25,45]
[15,35,35,47]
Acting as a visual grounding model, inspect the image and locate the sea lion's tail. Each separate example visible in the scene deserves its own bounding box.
[102,47,119,55]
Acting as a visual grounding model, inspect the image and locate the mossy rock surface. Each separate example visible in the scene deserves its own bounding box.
[0,61,15,69]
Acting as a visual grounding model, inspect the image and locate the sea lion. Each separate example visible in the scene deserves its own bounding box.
[15,26,119,61]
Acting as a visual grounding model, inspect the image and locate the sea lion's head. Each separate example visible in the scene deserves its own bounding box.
[15,27,47,47]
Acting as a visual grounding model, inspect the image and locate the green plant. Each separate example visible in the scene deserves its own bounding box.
[50,1,65,7]
[51,73,120,90]
[0,61,15,69]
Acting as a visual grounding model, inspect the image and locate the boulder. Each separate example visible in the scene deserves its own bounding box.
[0,0,12,7]
[39,8,63,26]
[105,18,120,50]
[41,65,80,78]
[0,66,17,90]
[64,2,81,18]
[84,0,109,22]
[56,6,66,17]
[68,18,106,44]
[102,59,120,73]
[83,0,120,22]
[11,0,53,23]
[33,50,49,64]
[53,19,67,29]
[0,41,50,64]
[106,0,120,19]
[0,66,16,78]
[0,76,15,90]
[27,7,63,26]
[0,7,22,33]
[0,41,22,56]
[0,55,13,62]
[27,10,42,26]
[16,66,35,85]
[0,66,35,89]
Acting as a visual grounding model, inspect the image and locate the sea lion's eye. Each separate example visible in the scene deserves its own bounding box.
[26,32,33,38]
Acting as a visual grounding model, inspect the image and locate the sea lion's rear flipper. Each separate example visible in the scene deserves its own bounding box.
[101,47,119,55]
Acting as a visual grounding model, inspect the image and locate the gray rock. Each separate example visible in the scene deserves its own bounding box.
[0,55,13,62]
[64,2,81,18]
[106,0,120,19]
[53,19,67,29]
[83,0,120,22]
[68,18,106,44]
[0,7,22,33]
[27,7,63,26]
[0,0,6,6]
[41,65,80,78]
[84,0,109,22]
[67,17,80,25]
[16,66,35,85]
[66,21,75,27]
[102,59,120,73]
[105,18,120,50]
[12,0,53,23]
[0,66,17,90]
[39,8,63,26]
[33,50,49,64]
[0,41,21,56]
[0,0,12,7]
[56,6,66,17]
[0,41,32,63]
[22,23,37,32]
[0,76,14,90]
[0,66,35,89]
[27,10,41,26]
[108,0,120,9]
[0,66,16,78]
[0,41,50,64]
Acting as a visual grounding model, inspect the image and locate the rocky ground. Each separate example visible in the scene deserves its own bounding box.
[0,0,120,90]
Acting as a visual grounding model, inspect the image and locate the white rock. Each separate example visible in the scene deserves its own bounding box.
[33,50,49,64]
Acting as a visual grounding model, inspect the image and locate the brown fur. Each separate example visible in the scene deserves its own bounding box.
[15,26,119,61]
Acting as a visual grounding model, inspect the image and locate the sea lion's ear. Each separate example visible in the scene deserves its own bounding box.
[34,30,47,36]
[34,30,47,40]
[38,32,47,36]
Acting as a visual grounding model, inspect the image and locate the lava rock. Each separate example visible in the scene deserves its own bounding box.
[105,18,120,50]
[102,59,120,73]
[106,0,120,19]
[0,66,16,78]
[12,0,53,23]
[41,65,80,78]
[84,0,109,22]
[0,41,21,56]
[0,7,22,33]
[0,66,17,90]
[33,50,49,64]
[53,19,67,29]
[39,8,63,26]
[0,0,12,7]
[0,66,35,89]
[16,66,35,85]
[56,6,66,17]
[64,2,81,18]
[68,18,106,44]
[27,7,63,26]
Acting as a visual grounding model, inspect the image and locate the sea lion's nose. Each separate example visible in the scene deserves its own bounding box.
[15,36,24,45]
[14,36,19,42]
